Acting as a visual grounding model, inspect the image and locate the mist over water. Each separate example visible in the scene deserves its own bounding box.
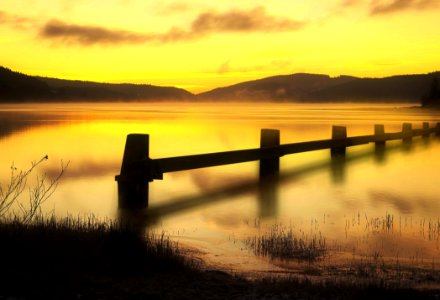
[1,102,440,272]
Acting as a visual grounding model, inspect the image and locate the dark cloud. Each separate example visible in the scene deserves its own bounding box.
[191,7,304,33]
[370,0,439,15]
[39,7,305,46]
[41,22,192,46]
[40,19,149,45]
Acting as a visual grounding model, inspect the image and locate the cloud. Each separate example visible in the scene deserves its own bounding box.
[191,6,304,33]
[341,0,362,7]
[39,7,305,46]
[0,10,37,29]
[40,19,149,45]
[370,0,439,15]
[40,19,196,45]
[217,60,231,74]
[329,0,437,18]
[156,1,193,15]
[214,59,292,75]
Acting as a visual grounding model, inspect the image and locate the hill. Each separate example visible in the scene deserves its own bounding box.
[0,66,194,102]
[198,72,440,103]
[2,66,440,103]
[0,67,51,100]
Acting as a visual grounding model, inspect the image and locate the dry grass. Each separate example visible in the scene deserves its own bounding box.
[244,223,327,262]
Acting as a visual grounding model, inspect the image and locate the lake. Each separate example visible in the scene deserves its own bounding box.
[1,102,440,275]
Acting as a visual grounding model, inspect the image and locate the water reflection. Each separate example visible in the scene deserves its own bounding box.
[402,138,414,152]
[368,190,415,214]
[374,143,386,164]
[123,134,440,228]
[258,177,279,218]
[2,103,440,272]
[330,154,346,184]
[145,177,258,222]
[45,159,120,180]
[0,117,37,139]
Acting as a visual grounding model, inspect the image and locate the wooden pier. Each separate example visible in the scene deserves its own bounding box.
[116,122,440,208]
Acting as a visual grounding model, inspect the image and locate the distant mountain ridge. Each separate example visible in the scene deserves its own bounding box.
[198,72,440,103]
[0,66,194,102]
[1,66,439,103]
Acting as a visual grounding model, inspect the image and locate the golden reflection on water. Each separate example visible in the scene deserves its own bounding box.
[1,102,440,273]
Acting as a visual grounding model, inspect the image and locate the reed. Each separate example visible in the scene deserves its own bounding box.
[244,223,326,261]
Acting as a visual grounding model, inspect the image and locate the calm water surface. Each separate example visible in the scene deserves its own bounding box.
[1,102,440,273]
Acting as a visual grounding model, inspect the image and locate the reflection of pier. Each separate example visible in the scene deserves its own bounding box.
[116,122,440,215]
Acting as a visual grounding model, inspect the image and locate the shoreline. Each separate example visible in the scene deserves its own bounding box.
[1,217,440,299]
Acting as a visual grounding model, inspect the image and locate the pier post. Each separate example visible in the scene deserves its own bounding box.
[402,123,413,143]
[374,124,386,163]
[330,126,347,183]
[115,134,150,209]
[331,126,347,157]
[258,129,280,217]
[422,122,430,138]
[374,124,386,146]
[259,129,280,181]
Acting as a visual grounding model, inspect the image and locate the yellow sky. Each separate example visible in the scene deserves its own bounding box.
[0,0,439,93]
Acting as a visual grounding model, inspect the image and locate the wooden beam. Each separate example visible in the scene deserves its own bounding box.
[125,123,437,181]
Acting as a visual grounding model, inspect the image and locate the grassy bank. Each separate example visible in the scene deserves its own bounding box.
[0,216,195,299]
[1,217,440,299]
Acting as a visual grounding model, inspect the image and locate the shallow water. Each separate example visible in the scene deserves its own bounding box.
[1,102,440,273]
